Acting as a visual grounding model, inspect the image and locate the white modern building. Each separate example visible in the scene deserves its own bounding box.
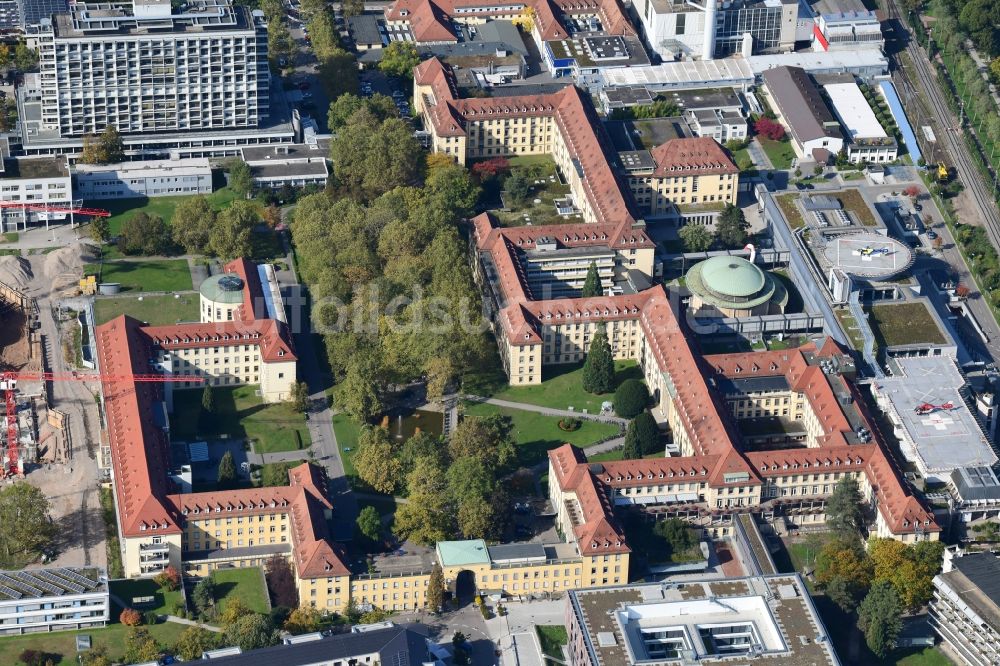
[823,81,897,163]
[240,144,329,190]
[931,549,1000,666]
[686,108,748,143]
[812,11,883,52]
[0,151,73,232]
[73,158,213,199]
[0,567,109,636]
[870,356,997,483]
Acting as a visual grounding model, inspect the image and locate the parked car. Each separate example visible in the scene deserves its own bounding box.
[927,230,938,240]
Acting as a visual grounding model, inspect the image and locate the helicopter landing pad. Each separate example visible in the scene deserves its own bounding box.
[821,232,914,280]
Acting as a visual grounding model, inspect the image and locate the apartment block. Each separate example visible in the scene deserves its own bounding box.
[32,0,269,138]
[0,568,109,636]
[931,549,1000,666]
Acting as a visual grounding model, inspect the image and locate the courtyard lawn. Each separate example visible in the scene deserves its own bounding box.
[757,137,796,170]
[97,187,241,237]
[0,620,187,665]
[536,625,568,664]
[894,647,954,665]
[84,258,193,292]
[211,566,269,614]
[110,578,184,617]
[332,412,363,478]
[462,402,620,467]
[869,302,946,347]
[170,385,311,453]
[485,360,642,414]
[93,292,200,325]
[480,155,577,227]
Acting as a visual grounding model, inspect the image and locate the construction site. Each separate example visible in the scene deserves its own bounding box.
[0,240,109,571]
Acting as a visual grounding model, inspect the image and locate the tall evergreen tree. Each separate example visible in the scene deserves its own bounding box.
[825,476,865,535]
[582,325,614,394]
[427,563,445,612]
[580,261,603,297]
[858,581,903,659]
[217,450,237,490]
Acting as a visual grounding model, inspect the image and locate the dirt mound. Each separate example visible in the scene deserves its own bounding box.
[43,242,98,282]
[0,255,32,290]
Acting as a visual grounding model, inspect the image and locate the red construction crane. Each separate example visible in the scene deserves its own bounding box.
[0,202,111,218]
[0,370,203,476]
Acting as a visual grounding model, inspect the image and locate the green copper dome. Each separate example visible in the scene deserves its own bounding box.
[199,273,245,304]
[685,255,786,311]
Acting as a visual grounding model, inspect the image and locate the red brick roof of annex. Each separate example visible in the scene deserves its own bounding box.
[387,0,634,42]
[94,258,349,578]
[547,336,938,547]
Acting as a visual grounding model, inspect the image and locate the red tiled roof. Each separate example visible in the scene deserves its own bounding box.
[548,444,629,555]
[650,137,739,177]
[143,318,296,364]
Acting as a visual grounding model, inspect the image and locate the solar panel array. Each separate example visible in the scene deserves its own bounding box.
[0,568,103,600]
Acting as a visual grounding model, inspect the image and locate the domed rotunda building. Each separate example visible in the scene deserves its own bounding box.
[685,255,788,318]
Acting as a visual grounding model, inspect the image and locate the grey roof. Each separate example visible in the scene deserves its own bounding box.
[242,143,329,162]
[762,66,844,144]
[487,543,546,562]
[714,375,791,395]
[951,466,1000,502]
[471,20,527,54]
[950,552,1000,608]
[602,86,654,108]
[184,542,291,562]
[663,88,745,113]
[347,13,384,47]
[249,161,328,179]
[0,567,106,601]
[202,624,430,666]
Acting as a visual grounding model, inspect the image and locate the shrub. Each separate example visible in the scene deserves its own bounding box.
[144,610,160,625]
[613,379,649,419]
[558,417,581,431]
[19,649,59,666]
[120,607,142,626]
[754,117,786,141]
[155,565,181,591]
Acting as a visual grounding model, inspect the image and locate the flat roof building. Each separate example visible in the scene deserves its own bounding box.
[565,576,841,665]
[73,158,213,200]
[761,66,844,160]
[871,356,997,482]
[822,80,898,163]
[0,567,109,636]
[932,549,1000,666]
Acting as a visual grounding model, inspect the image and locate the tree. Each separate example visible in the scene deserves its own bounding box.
[290,381,310,413]
[13,41,37,72]
[426,162,480,217]
[335,356,384,423]
[448,413,515,470]
[858,581,903,659]
[318,48,360,102]
[123,628,160,665]
[208,200,258,260]
[715,204,749,248]
[393,455,454,544]
[327,93,397,132]
[679,224,713,252]
[223,613,280,651]
[284,606,322,634]
[504,170,531,205]
[217,450,237,490]
[262,204,282,229]
[192,577,216,617]
[622,412,660,458]
[826,476,865,535]
[653,518,698,558]
[613,379,649,419]
[342,0,364,16]
[427,563,445,612]
[330,113,422,200]
[227,159,254,199]
[80,126,125,165]
[354,426,402,494]
[379,40,420,79]
[171,196,216,254]
[174,626,221,660]
[356,505,382,542]
[219,597,253,628]
[18,649,59,666]
[582,325,614,394]
[118,212,171,255]
[267,15,296,69]
[0,482,54,562]
[155,565,181,591]
[581,261,603,297]
[754,116,786,141]
[265,554,298,608]
[471,157,510,181]
[89,217,111,244]
[119,607,142,626]
[814,536,872,612]
[424,356,455,400]
[308,11,343,60]
[201,384,216,413]
[79,646,112,666]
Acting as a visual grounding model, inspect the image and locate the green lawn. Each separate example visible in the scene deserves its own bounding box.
[462,402,620,467]
[332,412,363,478]
[96,187,241,237]
[536,625,568,663]
[484,360,642,414]
[255,461,298,487]
[758,137,796,170]
[894,647,954,665]
[85,259,193,292]
[170,385,311,453]
[93,292,200,325]
[0,620,187,665]
[211,566,269,614]
[776,193,806,230]
[110,578,184,616]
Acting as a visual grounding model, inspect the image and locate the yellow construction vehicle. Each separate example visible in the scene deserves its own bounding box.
[938,162,949,183]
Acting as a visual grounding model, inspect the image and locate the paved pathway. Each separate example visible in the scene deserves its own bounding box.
[464,395,627,425]
[247,449,310,466]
